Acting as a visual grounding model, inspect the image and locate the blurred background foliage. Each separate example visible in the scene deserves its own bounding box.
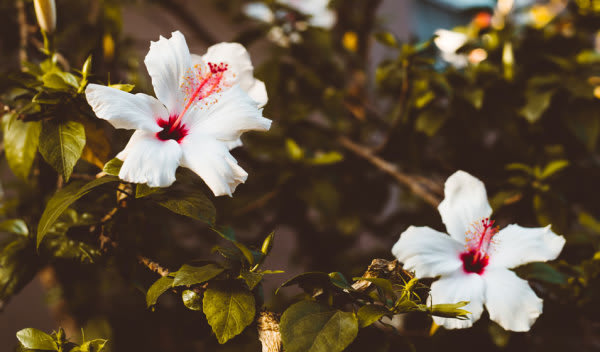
[1,0,600,351]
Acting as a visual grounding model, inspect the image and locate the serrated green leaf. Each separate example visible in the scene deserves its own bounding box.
[1,113,41,180]
[16,328,57,350]
[357,304,390,328]
[39,120,86,181]
[0,219,29,236]
[102,158,123,176]
[37,176,119,247]
[152,189,216,225]
[280,300,358,352]
[182,289,202,311]
[146,276,174,308]
[203,280,256,344]
[172,264,224,287]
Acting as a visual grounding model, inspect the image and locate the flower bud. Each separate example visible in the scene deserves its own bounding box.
[34,0,56,33]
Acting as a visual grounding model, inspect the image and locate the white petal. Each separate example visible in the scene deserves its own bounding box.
[489,225,565,269]
[85,84,164,132]
[438,170,492,243]
[184,85,271,144]
[226,138,243,150]
[180,137,247,197]
[392,226,464,278]
[144,31,191,115]
[246,79,269,108]
[429,271,485,329]
[117,131,182,188]
[243,2,275,23]
[201,42,268,107]
[434,29,468,54]
[483,268,543,332]
[281,0,336,28]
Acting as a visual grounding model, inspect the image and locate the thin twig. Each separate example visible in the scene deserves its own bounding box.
[137,255,170,277]
[337,136,441,208]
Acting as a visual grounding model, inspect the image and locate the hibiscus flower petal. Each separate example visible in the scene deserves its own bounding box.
[200,42,268,107]
[483,267,543,332]
[117,131,182,188]
[180,137,248,197]
[429,271,485,329]
[144,30,191,115]
[392,226,464,278]
[438,170,492,244]
[184,85,271,143]
[488,224,565,269]
[85,84,165,132]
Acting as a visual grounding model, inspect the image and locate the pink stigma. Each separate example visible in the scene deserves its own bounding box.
[460,217,498,275]
[168,62,229,133]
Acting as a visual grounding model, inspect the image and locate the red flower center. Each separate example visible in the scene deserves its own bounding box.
[460,218,498,275]
[156,115,188,143]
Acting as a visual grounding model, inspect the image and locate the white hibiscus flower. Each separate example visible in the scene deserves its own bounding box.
[392,170,565,331]
[85,31,271,196]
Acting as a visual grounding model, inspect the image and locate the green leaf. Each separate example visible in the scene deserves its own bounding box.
[239,270,264,290]
[146,276,174,308]
[16,328,58,350]
[357,305,390,328]
[102,158,123,176]
[286,138,304,160]
[108,83,134,92]
[39,120,86,181]
[182,289,203,311]
[0,219,29,236]
[203,280,256,344]
[42,71,79,90]
[152,189,216,225]
[280,300,359,352]
[328,272,353,291]
[1,113,41,180]
[0,237,39,304]
[136,184,160,198]
[172,264,224,287]
[539,160,569,180]
[79,339,108,352]
[374,32,398,47]
[309,151,344,165]
[352,277,394,296]
[277,272,332,294]
[518,262,568,285]
[261,231,275,257]
[520,89,555,123]
[431,301,470,319]
[415,108,447,137]
[37,176,119,247]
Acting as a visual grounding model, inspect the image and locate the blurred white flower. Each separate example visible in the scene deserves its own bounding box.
[392,171,565,331]
[434,29,469,68]
[86,31,271,196]
[34,0,56,33]
[243,0,336,47]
